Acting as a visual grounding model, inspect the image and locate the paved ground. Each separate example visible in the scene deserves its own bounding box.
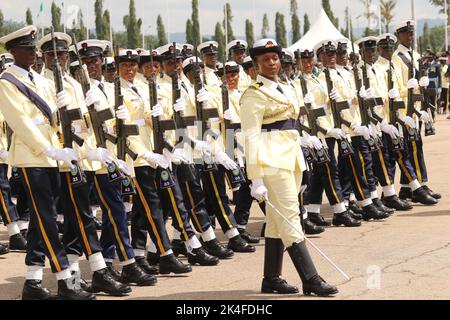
[0,115,449,301]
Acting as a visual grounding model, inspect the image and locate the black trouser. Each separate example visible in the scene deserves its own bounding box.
[0,164,19,226]
[307,138,345,206]
[10,176,30,223]
[131,166,172,255]
[20,167,69,273]
[233,178,266,227]
[338,136,372,202]
[60,171,102,258]
[368,133,394,191]
[93,174,135,262]
[440,87,449,112]
[400,123,428,185]
[201,165,237,233]
[158,164,196,242]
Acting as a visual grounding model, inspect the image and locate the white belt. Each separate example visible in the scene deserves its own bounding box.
[31,117,47,125]
[72,124,90,134]
[134,119,145,127]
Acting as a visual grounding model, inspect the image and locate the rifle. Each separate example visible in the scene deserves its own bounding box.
[148,48,177,189]
[323,65,354,157]
[296,50,330,165]
[113,50,139,195]
[387,43,406,152]
[192,54,220,172]
[353,42,381,152]
[418,56,436,136]
[50,27,87,187]
[71,34,124,184]
[221,59,246,191]
[406,43,423,141]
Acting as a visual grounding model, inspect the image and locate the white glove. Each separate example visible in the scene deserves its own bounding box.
[215,151,238,170]
[142,151,170,169]
[300,133,313,148]
[196,88,211,103]
[365,88,375,99]
[407,78,419,90]
[116,105,129,120]
[327,128,346,140]
[87,147,115,166]
[369,125,380,139]
[420,110,431,123]
[223,108,239,122]
[84,89,102,108]
[358,85,367,99]
[419,76,430,87]
[389,88,400,100]
[352,125,371,140]
[330,87,342,101]
[117,159,132,176]
[194,140,212,155]
[380,122,400,139]
[44,146,78,168]
[399,115,416,129]
[0,149,8,162]
[304,92,315,105]
[310,136,323,150]
[174,98,186,112]
[56,91,72,109]
[250,178,268,202]
[152,102,164,118]
[164,148,189,164]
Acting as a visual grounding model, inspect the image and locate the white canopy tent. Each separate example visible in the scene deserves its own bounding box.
[288,9,353,53]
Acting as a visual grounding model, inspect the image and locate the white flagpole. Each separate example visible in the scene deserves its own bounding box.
[225,3,228,60]
[62,1,66,33]
[166,0,170,43]
[378,4,382,35]
[445,0,448,51]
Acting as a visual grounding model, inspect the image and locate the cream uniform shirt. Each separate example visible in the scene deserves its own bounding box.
[43,69,100,173]
[0,65,60,168]
[240,75,307,180]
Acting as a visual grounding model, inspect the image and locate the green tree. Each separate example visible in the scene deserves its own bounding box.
[262,13,270,38]
[322,0,339,28]
[26,8,33,25]
[245,19,255,48]
[51,1,63,32]
[360,0,375,36]
[223,3,235,41]
[70,9,86,41]
[213,22,226,60]
[186,19,194,44]
[303,13,310,34]
[275,12,287,48]
[123,0,142,48]
[157,15,168,46]
[429,0,450,24]
[422,22,431,50]
[0,10,4,36]
[191,0,201,48]
[103,10,111,40]
[291,0,301,43]
[380,0,397,33]
[95,0,107,39]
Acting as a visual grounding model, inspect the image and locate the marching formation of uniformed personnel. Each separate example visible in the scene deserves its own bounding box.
[0,15,442,300]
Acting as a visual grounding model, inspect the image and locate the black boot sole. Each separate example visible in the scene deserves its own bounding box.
[261,287,299,294]
[90,284,132,296]
[303,288,339,297]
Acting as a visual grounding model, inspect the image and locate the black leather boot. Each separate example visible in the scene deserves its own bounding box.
[304,219,325,235]
[135,256,159,275]
[399,187,412,201]
[228,235,256,253]
[90,268,132,296]
[172,239,188,257]
[332,211,361,227]
[9,233,27,251]
[93,217,102,231]
[238,228,260,244]
[0,243,9,255]
[308,212,331,227]
[187,247,220,266]
[372,198,395,215]
[348,201,363,214]
[119,262,157,286]
[20,229,28,239]
[57,277,96,300]
[159,253,192,274]
[22,280,56,300]
[260,223,266,238]
[347,209,363,220]
[202,238,234,259]
[261,238,299,294]
[382,195,413,211]
[361,204,390,221]
[147,252,160,266]
[422,185,441,200]
[287,242,338,297]
[106,262,122,282]
[412,187,438,205]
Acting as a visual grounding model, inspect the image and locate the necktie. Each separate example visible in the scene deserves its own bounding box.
[131,85,139,95]
[276,85,285,95]
[98,82,107,98]
[181,81,188,93]
[28,72,35,84]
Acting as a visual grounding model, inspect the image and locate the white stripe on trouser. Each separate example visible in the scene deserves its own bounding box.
[26,265,44,280]
[57,214,64,222]
[161,249,173,257]
[302,207,308,220]
[333,202,347,214]
[383,185,396,197]
[202,226,216,242]
[225,228,239,240]
[119,258,135,266]
[409,180,421,191]
[306,204,321,214]
[6,222,20,236]
[147,240,157,253]
[187,236,201,251]
[263,167,304,246]
[134,249,145,257]
[17,220,29,231]
[88,252,107,272]
[172,229,181,241]
[358,198,372,208]
[55,269,72,281]
[67,254,80,273]
[349,193,356,202]
[370,191,379,200]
